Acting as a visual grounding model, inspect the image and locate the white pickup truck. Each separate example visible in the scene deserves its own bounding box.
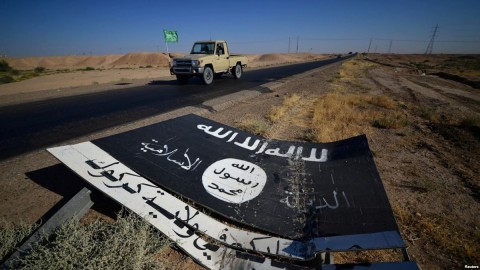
[170,40,248,85]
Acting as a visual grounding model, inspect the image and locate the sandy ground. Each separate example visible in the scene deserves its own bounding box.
[1,53,479,269]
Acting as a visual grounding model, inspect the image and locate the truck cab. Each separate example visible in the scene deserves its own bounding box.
[171,40,248,85]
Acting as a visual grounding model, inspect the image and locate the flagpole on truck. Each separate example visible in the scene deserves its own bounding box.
[165,40,170,67]
[163,29,178,67]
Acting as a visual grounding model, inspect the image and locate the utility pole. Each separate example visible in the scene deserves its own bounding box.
[388,40,393,54]
[296,36,299,53]
[425,24,439,54]
[367,38,373,53]
[288,37,291,53]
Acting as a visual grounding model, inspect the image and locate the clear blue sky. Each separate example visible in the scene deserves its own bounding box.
[1,0,479,57]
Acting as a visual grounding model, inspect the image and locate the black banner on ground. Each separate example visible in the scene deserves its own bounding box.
[93,114,399,240]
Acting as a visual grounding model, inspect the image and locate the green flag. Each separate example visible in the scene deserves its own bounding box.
[163,29,178,43]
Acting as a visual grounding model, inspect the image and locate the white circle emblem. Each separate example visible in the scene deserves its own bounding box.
[202,158,267,204]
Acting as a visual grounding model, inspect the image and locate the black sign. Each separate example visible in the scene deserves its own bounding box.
[93,114,399,240]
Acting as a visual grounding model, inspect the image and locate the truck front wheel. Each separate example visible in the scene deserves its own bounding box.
[202,67,214,85]
[232,64,242,79]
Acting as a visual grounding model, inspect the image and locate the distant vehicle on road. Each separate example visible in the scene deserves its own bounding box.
[170,40,248,85]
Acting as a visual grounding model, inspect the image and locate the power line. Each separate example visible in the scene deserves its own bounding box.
[425,24,439,54]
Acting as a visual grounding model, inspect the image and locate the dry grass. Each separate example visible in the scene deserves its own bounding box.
[308,58,410,142]
[460,115,480,129]
[393,205,480,266]
[368,95,397,109]
[268,93,301,123]
[0,220,38,261]
[338,60,376,82]
[310,93,406,142]
[236,117,271,136]
[6,210,170,269]
[334,249,403,264]
[415,107,445,123]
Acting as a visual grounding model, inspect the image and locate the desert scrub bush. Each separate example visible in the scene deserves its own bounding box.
[268,93,301,123]
[414,106,456,125]
[409,61,432,71]
[372,113,410,129]
[10,211,169,269]
[0,220,38,261]
[459,115,480,129]
[368,95,397,109]
[0,60,22,84]
[0,75,15,84]
[303,128,317,142]
[237,118,271,136]
[18,72,40,81]
[34,66,46,73]
[10,69,20,76]
[327,72,342,83]
[77,67,95,71]
[0,59,13,72]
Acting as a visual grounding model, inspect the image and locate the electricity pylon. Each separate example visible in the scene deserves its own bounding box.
[425,24,439,54]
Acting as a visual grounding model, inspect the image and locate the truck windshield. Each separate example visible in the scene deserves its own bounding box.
[191,42,215,54]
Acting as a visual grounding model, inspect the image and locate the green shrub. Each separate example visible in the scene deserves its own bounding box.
[0,60,13,72]
[34,66,46,73]
[78,67,95,71]
[19,72,40,80]
[10,69,20,76]
[0,75,15,84]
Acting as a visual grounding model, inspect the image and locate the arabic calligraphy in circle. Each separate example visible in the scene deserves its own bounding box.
[202,158,267,204]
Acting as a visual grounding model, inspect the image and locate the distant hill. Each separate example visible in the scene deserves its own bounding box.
[4,52,183,70]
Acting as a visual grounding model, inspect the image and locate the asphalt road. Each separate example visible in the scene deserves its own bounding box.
[0,56,349,161]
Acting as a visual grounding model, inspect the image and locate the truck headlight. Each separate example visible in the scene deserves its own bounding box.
[172,60,177,66]
[191,60,202,67]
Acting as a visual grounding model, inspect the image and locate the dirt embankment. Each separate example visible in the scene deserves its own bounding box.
[4,53,169,70]
[4,52,330,70]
